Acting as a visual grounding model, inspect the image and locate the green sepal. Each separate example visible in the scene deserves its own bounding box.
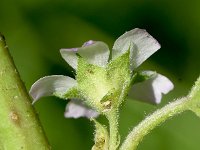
[91,119,109,150]
[107,50,131,91]
[131,71,156,85]
[107,50,131,105]
[54,87,80,100]
[76,50,132,113]
[76,57,110,111]
[100,89,119,112]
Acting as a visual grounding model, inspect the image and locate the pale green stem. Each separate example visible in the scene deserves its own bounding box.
[120,97,190,150]
[107,109,120,150]
[0,34,50,149]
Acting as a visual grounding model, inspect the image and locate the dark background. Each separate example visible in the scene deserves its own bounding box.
[0,0,200,149]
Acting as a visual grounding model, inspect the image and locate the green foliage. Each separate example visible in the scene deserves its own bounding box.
[0,34,50,150]
[1,0,200,149]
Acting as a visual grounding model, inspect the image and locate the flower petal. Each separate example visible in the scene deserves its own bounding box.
[79,41,110,67]
[128,71,174,104]
[30,75,77,103]
[60,41,110,70]
[112,28,161,70]
[60,48,78,70]
[64,99,99,119]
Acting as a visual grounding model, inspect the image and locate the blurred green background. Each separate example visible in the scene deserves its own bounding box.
[1,0,200,149]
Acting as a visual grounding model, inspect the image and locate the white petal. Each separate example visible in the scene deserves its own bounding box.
[64,99,99,119]
[79,41,110,67]
[112,28,161,70]
[129,72,174,104]
[30,75,77,103]
[60,48,78,70]
[60,41,110,70]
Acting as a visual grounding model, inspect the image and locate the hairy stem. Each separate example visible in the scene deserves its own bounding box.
[107,109,120,150]
[120,97,190,150]
[0,34,50,149]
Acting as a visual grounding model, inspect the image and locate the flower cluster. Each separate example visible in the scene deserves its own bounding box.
[30,28,174,118]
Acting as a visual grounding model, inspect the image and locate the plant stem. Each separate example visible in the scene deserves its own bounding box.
[107,109,120,150]
[0,34,50,149]
[120,97,190,150]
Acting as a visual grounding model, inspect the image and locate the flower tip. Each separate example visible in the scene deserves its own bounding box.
[158,74,174,94]
[82,40,95,47]
[29,84,40,103]
[135,28,161,50]
[153,75,174,104]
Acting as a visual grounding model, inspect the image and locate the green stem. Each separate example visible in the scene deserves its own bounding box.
[0,34,50,149]
[107,109,120,150]
[120,97,190,150]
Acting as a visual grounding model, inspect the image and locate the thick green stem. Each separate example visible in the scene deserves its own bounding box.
[120,97,190,150]
[107,109,120,150]
[0,34,50,149]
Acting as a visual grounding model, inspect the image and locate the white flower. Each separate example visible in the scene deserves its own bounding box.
[60,40,110,70]
[29,28,174,119]
[64,99,99,119]
[129,71,174,104]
